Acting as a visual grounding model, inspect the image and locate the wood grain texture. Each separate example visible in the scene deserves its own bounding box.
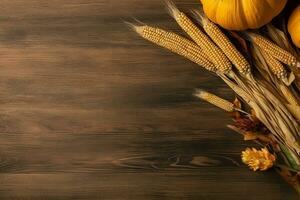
[0,0,297,199]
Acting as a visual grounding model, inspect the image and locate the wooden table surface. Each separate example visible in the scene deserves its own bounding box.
[0,0,298,199]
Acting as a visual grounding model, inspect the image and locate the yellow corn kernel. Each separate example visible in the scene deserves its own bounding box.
[261,50,287,80]
[167,3,232,74]
[133,25,216,72]
[194,89,234,112]
[196,12,250,75]
[250,33,297,67]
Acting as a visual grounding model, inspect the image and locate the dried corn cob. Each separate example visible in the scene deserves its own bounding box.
[260,49,287,80]
[131,24,216,72]
[249,33,298,67]
[194,11,250,75]
[167,2,232,74]
[194,89,234,112]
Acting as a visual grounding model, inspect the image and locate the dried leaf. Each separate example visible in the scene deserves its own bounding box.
[227,125,243,135]
[228,123,272,143]
[279,84,298,105]
[229,98,242,118]
[250,109,259,122]
[244,132,258,141]
[286,104,300,121]
[233,98,242,109]
[282,72,295,86]
[266,25,291,51]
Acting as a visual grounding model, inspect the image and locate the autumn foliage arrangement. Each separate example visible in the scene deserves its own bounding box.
[128,0,300,194]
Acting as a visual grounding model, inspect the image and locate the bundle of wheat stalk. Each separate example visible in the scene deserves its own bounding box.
[128,1,300,194]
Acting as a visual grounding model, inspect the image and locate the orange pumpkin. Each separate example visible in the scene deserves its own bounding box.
[200,0,287,30]
[288,5,300,48]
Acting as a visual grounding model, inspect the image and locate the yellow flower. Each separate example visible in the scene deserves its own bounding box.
[241,147,276,171]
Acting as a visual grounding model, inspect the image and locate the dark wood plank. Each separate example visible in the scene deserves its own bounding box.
[0,0,297,199]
